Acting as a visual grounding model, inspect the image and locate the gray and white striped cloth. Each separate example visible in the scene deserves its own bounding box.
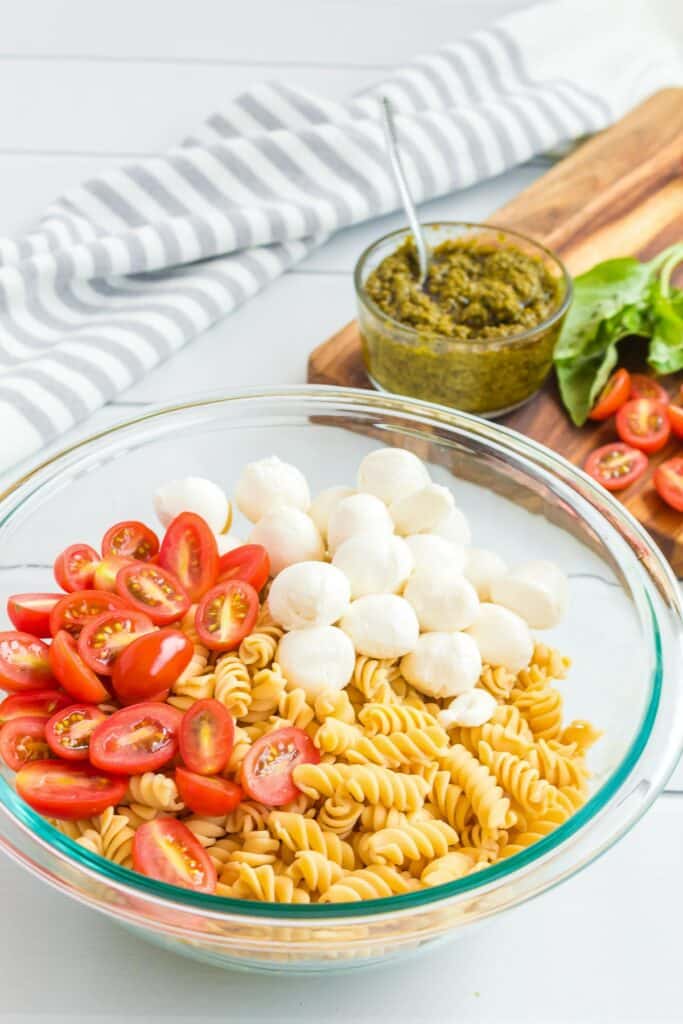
[1,0,681,472]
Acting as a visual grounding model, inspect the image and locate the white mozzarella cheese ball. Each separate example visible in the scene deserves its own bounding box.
[465,548,508,601]
[405,534,466,577]
[401,632,482,699]
[309,486,355,541]
[432,506,472,546]
[153,477,231,533]
[235,456,310,523]
[277,626,355,696]
[490,560,568,629]
[327,493,394,554]
[340,595,419,659]
[404,568,479,632]
[215,532,244,555]
[357,447,430,505]
[466,604,533,673]
[438,690,497,730]
[332,534,413,599]
[268,562,350,631]
[249,508,323,577]
[390,484,455,536]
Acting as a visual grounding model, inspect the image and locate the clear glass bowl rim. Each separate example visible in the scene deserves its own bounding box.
[353,220,573,348]
[0,384,680,924]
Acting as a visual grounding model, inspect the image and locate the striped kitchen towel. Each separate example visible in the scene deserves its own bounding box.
[1,0,681,472]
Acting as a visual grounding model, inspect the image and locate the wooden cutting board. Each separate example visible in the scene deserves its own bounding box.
[308,88,683,574]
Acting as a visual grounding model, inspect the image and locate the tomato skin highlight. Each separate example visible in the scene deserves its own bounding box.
[102,520,159,562]
[112,628,193,705]
[616,399,671,454]
[217,544,270,592]
[53,543,100,593]
[7,594,61,638]
[179,699,234,775]
[654,456,683,512]
[629,374,669,404]
[49,631,111,703]
[175,767,242,817]
[158,512,219,603]
[115,562,190,626]
[49,590,129,639]
[0,689,71,726]
[77,609,155,677]
[16,760,127,820]
[195,580,260,652]
[241,726,321,807]
[89,702,182,775]
[45,704,107,762]
[0,716,51,771]
[584,442,649,492]
[0,632,55,693]
[133,818,216,892]
[588,368,631,421]
[668,403,683,440]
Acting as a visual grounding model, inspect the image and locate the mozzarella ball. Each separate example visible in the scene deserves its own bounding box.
[340,595,419,659]
[357,447,430,505]
[432,506,472,546]
[401,632,482,699]
[438,690,497,730]
[249,508,323,576]
[490,560,568,629]
[268,562,350,631]
[327,493,394,554]
[390,484,455,536]
[405,534,466,577]
[466,604,533,673]
[404,568,479,632]
[235,456,310,523]
[465,548,508,601]
[215,531,244,555]
[332,534,413,598]
[153,477,230,533]
[277,626,355,696]
[309,486,355,540]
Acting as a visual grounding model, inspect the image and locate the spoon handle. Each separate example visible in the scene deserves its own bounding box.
[380,96,430,285]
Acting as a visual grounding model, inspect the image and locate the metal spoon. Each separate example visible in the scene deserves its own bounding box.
[380,96,431,286]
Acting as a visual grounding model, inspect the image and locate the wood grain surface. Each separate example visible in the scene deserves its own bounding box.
[308,89,683,573]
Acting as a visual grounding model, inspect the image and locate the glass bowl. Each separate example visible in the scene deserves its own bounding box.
[355,223,572,416]
[0,386,681,974]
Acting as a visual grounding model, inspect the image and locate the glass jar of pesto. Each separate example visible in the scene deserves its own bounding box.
[355,223,572,417]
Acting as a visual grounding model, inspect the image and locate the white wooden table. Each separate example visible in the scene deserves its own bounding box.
[0,2,681,1021]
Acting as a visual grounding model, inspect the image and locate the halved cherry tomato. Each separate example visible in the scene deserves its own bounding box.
[89,702,182,774]
[112,628,193,705]
[93,556,134,593]
[217,544,270,592]
[53,543,100,593]
[49,590,129,639]
[195,580,259,652]
[133,818,216,892]
[102,520,159,562]
[616,399,671,454]
[588,368,631,421]
[45,704,108,762]
[49,631,111,703]
[629,374,669,404]
[16,760,127,820]
[0,632,54,693]
[654,456,683,512]
[77,609,155,676]
[241,726,320,807]
[7,594,61,638]
[668,403,683,440]
[115,563,190,626]
[179,699,234,775]
[0,717,51,771]
[584,442,648,492]
[158,512,218,603]
[0,689,70,726]
[175,767,242,817]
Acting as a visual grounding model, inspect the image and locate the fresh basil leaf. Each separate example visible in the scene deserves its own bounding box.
[647,283,683,374]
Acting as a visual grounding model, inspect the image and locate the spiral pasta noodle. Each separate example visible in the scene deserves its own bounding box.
[341,765,431,813]
[126,772,183,813]
[358,701,438,735]
[477,742,550,815]
[214,653,252,718]
[344,725,450,769]
[320,866,419,903]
